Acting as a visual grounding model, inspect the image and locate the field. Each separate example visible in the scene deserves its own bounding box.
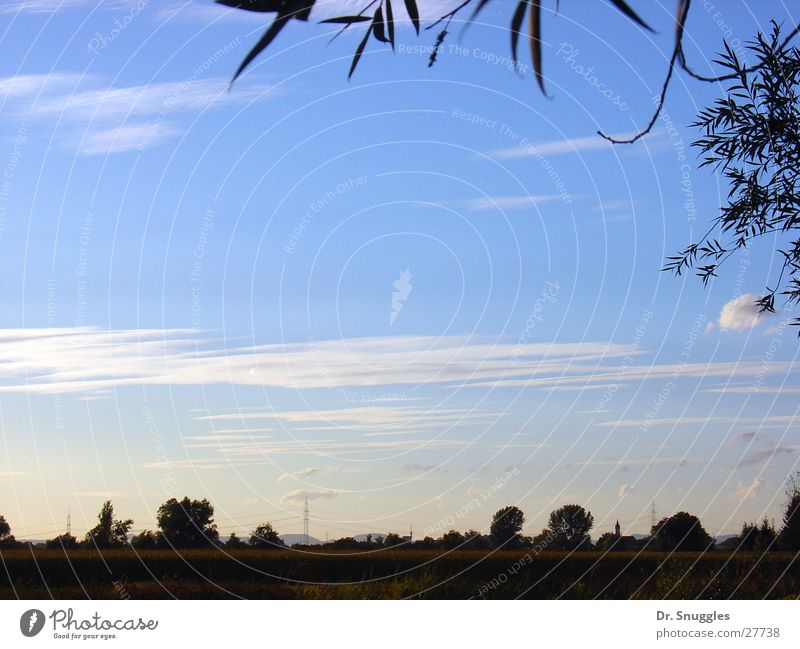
[1,549,798,599]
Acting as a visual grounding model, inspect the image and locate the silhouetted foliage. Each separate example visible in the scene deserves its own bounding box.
[225,532,247,549]
[156,497,219,548]
[129,530,159,550]
[217,0,668,91]
[779,472,800,550]
[0,515,16,547]
[595,531,624,552]
[45,533,78,550]
[546,504,594,550]
[490,506,525,549]
[665,23,800,330]
[249,522,285,549]
[209,4,800,303]
[383,532,403,546]
[440,529,465,549]
[736,518,777,553]
[463,529,491,550]
[649,512,714,552]
[84,501,133,549]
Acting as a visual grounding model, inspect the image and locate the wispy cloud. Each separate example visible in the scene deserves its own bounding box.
[599,415,798,429]
[1,0,96,13]
[729,431,757,445]
[489,132,631,160]
[741,444,799,467]
[197,405,495,437]
[281,489,339,504]
[464,195,563,212]
[277,467,319,483]
[65,490,132,499]
[0,72,277,154]
[0,328,642,395]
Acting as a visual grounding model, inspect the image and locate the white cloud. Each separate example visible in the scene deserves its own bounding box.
[281,489,339,504]
[1,328,797,406]
[1,0,95,13]
[463,195,563,212]
[277,467,319,483]
[618,483,634,499]
[707,386,800,395]
[0,73,278,154]
[733,477,765,500]
[599,415,798,429]
[0,328,641,395]
[714,294,775,331]
[197,405,495,436]
[489,132,631,160]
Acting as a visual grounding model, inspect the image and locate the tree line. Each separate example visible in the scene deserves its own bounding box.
[1,474,798,553]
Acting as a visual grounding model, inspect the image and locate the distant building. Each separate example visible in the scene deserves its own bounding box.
[614,519,638,550]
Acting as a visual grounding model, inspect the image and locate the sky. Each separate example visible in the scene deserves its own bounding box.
[0,0,798,542]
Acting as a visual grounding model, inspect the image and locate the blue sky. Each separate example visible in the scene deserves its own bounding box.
[0,0,798,541]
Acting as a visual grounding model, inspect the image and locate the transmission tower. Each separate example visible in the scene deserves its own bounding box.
[650,501,657,530]
[303,496,309,545]
[66,510,71,535]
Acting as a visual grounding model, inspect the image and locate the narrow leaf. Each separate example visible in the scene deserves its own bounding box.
[510,0,528,72]
[404,0,420,35]
[320,16,373,24]
[386,0,395,50]
[373,6,388,43]
[231,13,291,85]
[529,0,546,93]
[607,0,653,32]
[216,0,282,12]
[349,24,373,78]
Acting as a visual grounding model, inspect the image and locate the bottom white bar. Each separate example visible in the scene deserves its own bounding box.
[1,601,796,647]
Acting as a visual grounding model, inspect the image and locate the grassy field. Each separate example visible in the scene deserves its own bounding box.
[1,548,798,599]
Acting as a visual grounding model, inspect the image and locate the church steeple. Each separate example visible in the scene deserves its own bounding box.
[615,519,621,536]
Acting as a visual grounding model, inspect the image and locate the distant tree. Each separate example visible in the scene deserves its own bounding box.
[547,504,594,550]
[779,473,800,550]
[649,512,714,552]
[130,530,159,550]
[225,532,247,549]
[45,533,78,550]
[416,535,436,549]
[249,522,285,549]
[595,531,623,552]
[0,515,16,547]
[84,501,133,549]
[737,518,777,552]
[490,506,525,549]
[383,532,403,547]
[439,530,465,550]
[463,529,491,550]
[325,536,362,549]
[156,497,218,548]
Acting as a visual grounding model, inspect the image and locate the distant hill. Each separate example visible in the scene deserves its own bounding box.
[279,534,322,546]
